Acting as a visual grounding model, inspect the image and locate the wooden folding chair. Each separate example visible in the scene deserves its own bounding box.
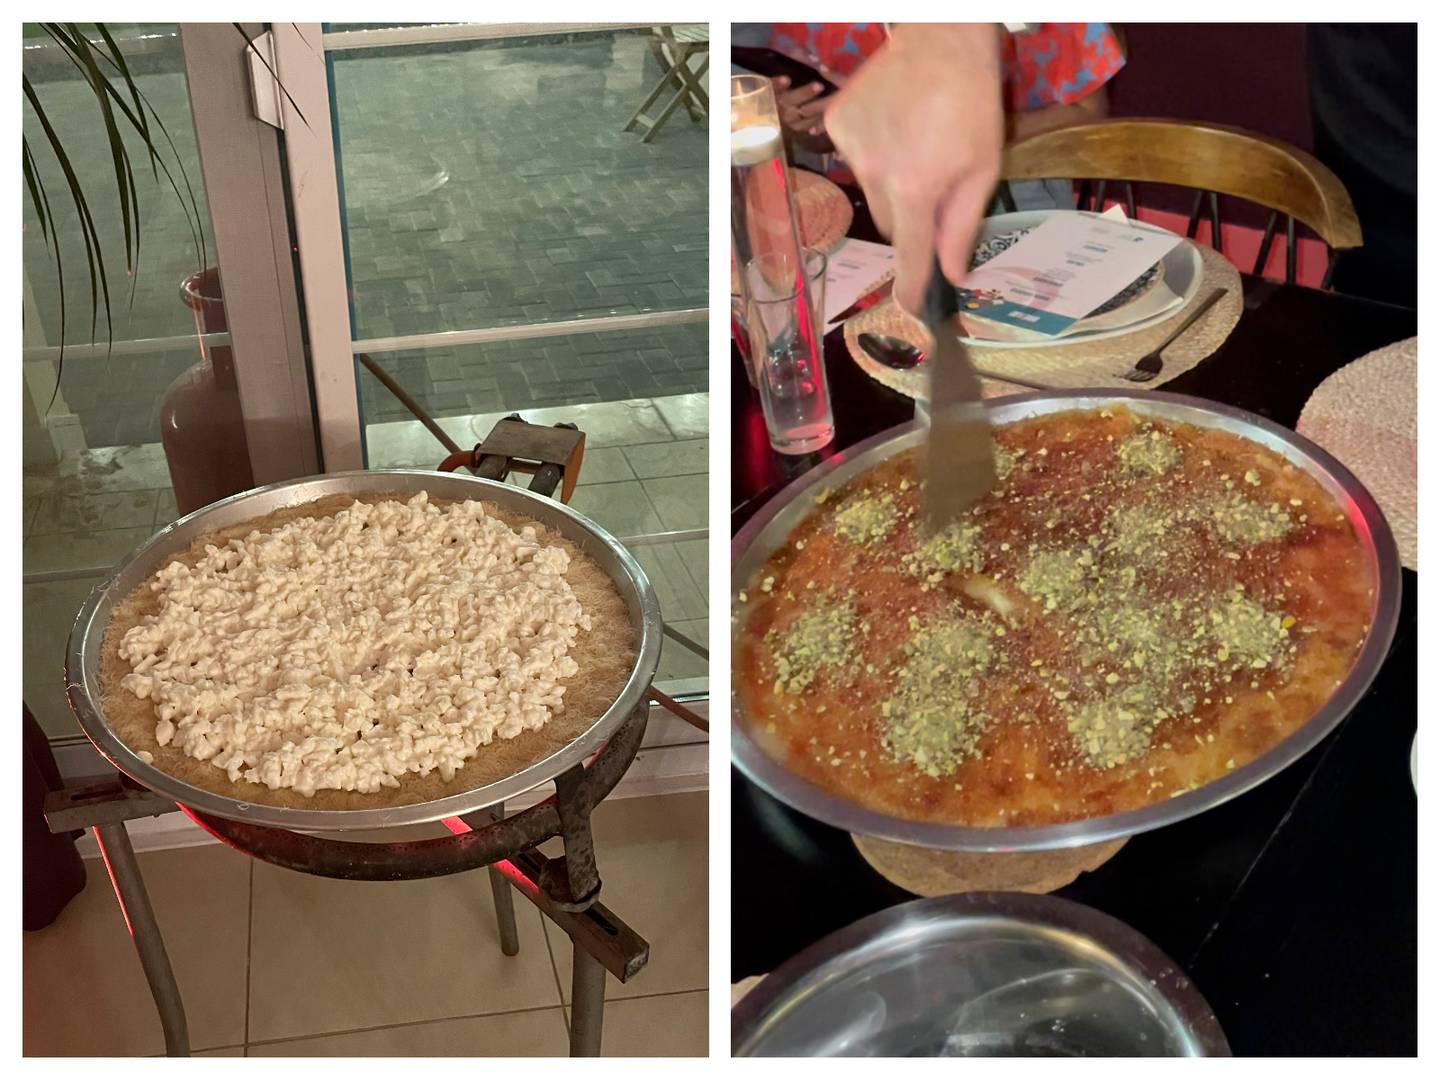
[1003,119,1362,286]
[624,24,709,143]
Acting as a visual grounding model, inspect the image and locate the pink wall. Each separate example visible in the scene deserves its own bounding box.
[1100,204,1328,289]
[1104,23,1323,286]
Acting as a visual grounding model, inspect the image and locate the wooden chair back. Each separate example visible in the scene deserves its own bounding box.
[1002,119,1362,283]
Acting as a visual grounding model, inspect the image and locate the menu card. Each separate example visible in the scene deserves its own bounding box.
[958,211,1182,337]
[823,238,896,328]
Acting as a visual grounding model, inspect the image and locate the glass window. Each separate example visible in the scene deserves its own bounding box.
[324,24,710,695]
[330,27,707,338]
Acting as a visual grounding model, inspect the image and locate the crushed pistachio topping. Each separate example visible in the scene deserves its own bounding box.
[1067,684,1161,768]
[1204,490,1294,544]
[1209,591,1291,666]
[767,593,859,695]
[880,609,999,777]
[1104,499,1187,563]
[833,490,899,544]
[745,408,1330,797]
[1102,486,1291,563]
[1116,429,1182,476]
[902,518,985,578]
[1017,548,1096,612]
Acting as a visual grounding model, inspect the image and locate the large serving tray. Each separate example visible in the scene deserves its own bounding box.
[66,470,664,832]
[731,390,1402,852]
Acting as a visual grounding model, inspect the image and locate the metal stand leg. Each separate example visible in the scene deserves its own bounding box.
[488,866,520,956]
[92,823,190,1057]
[569,944,607,1057]
[478,799,520,956]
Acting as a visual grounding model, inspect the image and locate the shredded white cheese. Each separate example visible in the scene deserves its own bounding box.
[117,492,590,796]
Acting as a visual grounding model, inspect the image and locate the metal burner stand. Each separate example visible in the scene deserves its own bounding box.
[45,705,648,1057]
[46,417,668,1057]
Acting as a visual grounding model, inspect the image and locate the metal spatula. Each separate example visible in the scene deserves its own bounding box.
[920,259,995,532]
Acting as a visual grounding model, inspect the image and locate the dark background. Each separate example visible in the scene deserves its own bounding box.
[1112,24,1311,147]
[1108,24,1310,228]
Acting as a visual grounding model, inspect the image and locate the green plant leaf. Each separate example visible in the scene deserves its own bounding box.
[92,42,208,272]
[29,146,68,412]
[23,22,306,411]
[58,24,139,295]
[22,138,48,245]
[94,23,154,178]
[26,20,216,388]
[24,74,106,404]
[43,22,208,281]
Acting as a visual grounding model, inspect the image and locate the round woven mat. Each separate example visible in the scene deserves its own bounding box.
[851,833,1127,896]
[791,168,852,253]
[732,976,765,1006]
[1296,336,1417,570]
[844,243,1243,398]
[729,171,852,295]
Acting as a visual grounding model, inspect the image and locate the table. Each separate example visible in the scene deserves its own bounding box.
[624,25,709,143]
[730,197,1417,1055]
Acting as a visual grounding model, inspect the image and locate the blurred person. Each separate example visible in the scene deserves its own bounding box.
[1307,24,1416,306]
[769,22,1123,168]
[736,23,1126,311]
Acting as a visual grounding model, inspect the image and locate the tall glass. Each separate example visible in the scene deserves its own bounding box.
[745,249,835,454]
[732,75,832,454]
[731,75,805,268]
[735,243,827,390]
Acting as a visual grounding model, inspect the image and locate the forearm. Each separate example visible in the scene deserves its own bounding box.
[886,22,1005,59]
[1007,84,1110,143]
[825,22,1005,308]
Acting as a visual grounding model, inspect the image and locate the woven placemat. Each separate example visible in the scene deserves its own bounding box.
[792,168,853,254]
[851,833,1127,896]
[1297,336,1417,570]
[732,976,765,1006]
[844,243,1243,398]
[729,171,852,295]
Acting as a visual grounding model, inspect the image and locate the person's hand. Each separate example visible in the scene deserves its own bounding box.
[825,24,1005,313]
[772,76,834,153]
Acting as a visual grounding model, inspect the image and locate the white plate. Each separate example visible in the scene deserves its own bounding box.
[959,210,1205,350]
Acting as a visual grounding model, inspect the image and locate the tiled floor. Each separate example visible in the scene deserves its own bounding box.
[23,792,707,1057]
[22,395,708,740]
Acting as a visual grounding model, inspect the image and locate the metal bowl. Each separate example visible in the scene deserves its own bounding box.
[732,892,1230,1056]
[732,390,1402,851]
[66,470,664,832]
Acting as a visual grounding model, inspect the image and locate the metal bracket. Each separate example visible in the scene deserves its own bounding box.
[245,30,284,130]
[44,776,177,833]
[437,415,586,504]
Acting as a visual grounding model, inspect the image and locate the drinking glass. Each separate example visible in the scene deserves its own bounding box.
[744,249,835,454]
[735,246,827,392]
[733,75,831,453]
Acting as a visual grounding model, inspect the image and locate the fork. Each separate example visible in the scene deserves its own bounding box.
[1118,287,1228,383]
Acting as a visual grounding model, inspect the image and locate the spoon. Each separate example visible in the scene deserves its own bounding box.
[857,332,1055,391]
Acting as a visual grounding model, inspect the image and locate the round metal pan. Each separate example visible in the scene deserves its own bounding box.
[732,390,1402,851]
[732,892,1230,1056]
[66,470,664,832]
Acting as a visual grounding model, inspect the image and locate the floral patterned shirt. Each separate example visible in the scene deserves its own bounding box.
[765,22,1126,112]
